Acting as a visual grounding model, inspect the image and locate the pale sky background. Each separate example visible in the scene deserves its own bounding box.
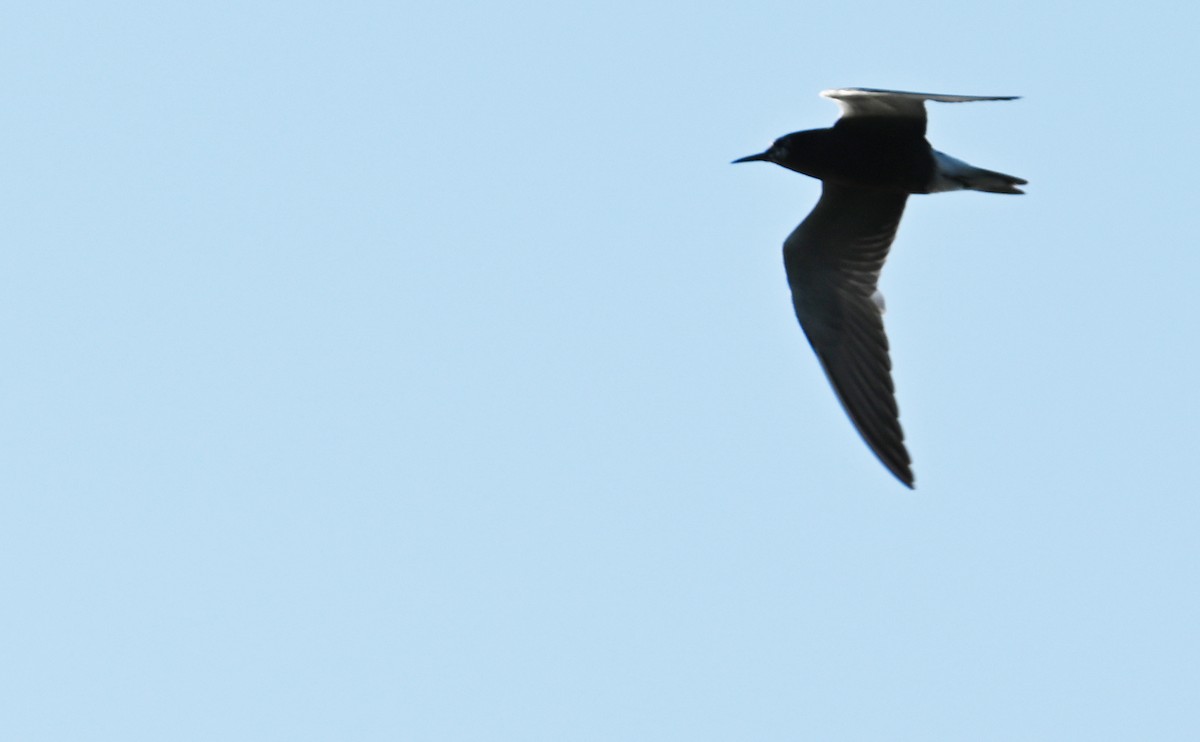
[2,1,1198,740]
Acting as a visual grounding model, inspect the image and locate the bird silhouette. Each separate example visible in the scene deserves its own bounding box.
[734,87,1026,488]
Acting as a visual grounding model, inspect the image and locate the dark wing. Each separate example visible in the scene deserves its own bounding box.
[784,182,914,487]
[822,88,1020,137]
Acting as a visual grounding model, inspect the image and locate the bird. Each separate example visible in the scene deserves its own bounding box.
[733,87,1026,488]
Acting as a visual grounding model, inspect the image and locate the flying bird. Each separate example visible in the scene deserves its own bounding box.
[733,87,1025,488]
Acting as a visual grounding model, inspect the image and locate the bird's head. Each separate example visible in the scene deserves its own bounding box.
[733,130,816,167]
[732,137,789,166]
[732,131,825,178]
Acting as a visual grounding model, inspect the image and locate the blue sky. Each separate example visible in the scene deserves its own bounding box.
[3,1,1198,740]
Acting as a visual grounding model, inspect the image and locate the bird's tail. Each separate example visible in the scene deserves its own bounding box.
[931,150,1027,194]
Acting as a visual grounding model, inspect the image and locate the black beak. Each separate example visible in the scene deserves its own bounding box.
[732,151,769,164]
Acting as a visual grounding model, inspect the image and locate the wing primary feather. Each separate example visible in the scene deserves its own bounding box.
[784,182,914,487]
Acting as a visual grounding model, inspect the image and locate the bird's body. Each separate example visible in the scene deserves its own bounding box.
[734,88,1026,488]
[759,126,936,192]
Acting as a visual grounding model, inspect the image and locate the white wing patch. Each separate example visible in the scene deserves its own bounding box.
[820,88,1019,119]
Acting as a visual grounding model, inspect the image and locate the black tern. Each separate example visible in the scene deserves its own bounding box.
[734,87,1025,488]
